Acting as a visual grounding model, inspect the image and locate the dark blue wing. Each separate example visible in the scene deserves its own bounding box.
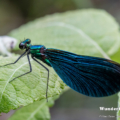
[46,48,120,97]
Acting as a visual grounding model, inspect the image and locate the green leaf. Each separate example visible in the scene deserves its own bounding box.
[112,49,120,119]
[10,9,119,58]
[111,48,120,63]
[8,99,50,120]
[0,56,65,113]
[0,9,119,114]
[8,96,59,120]
[117,93,120,119]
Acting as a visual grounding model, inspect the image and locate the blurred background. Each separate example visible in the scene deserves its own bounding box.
[0,0,120,120]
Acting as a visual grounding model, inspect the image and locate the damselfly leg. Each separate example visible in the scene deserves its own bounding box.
[32,56,49,102]
[0,50,27,67]
[9,53,32,82]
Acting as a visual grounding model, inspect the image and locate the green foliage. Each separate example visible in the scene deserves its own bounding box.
[111,48,120,63]
[0,1,22,35]
[0,9,120,119]
[0,56,65,113]
[8,96,59,120]
[10,0,76,18]
[10,9,119,58]
[72,0,93,8]
[8,100,50,120]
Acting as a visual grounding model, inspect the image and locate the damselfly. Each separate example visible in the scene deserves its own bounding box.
[1,39,120,101]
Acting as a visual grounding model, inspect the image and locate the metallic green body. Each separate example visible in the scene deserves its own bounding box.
[30,45,51,66]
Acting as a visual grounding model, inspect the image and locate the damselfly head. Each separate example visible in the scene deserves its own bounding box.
[19,39,31,50]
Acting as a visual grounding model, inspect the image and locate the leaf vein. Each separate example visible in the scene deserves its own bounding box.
[45,22,110,59]
[0,60,33,103]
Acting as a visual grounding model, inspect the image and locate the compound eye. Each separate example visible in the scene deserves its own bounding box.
[27,40,31,44]
[19,43,25,49]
